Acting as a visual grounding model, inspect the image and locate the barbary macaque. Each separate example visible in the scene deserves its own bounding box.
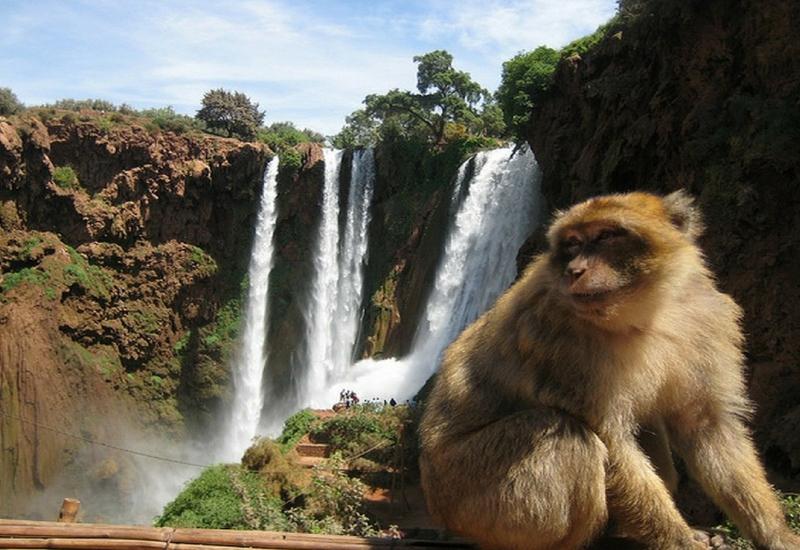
[420,191,799,550]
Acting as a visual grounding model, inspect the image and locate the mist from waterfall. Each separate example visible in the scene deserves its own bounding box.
[316,145,542,405]
[221,156,280,461]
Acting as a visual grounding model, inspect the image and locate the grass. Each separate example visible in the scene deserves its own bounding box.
[52,165,80,190]
[64,246,114,299]
[0,267,53,299]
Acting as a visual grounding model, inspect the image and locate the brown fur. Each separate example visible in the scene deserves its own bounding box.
[419,191,799,550]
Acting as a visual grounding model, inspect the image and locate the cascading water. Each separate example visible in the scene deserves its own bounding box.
[321,145,542,404]
[331,149,375,378]
[300,148,376,408]
[222,156,280,460]
[302,149,345,404]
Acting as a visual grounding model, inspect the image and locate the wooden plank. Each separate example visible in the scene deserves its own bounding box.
[0,519,473,549]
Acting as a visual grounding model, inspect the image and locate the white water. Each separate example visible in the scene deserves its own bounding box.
[312,145,542,405]
[302,149,345,404]
[222,156,280,460]
[331,149,375,378]
[301,149,376,409]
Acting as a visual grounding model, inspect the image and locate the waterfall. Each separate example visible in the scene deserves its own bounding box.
[332,149,375,376]
[323,145,542,404]
[303,149,344,403]
[300,149,375,409]
[222,156,280,460]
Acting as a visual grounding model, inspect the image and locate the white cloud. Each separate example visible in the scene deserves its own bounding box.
[1,0,616,135]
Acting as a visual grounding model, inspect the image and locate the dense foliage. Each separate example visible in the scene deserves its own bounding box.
[0,87,24,115]
[196,89,265,141]
[332,50,503,148]
[257,122,324,152]
[157,405,420,535]
[496,46,560,141]
[496,19,619,141]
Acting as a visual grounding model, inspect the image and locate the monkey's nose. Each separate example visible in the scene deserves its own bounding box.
[567,267,586,282]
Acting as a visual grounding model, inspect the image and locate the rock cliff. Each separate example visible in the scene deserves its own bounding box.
[0,112,271,515]
[525,0,800,485]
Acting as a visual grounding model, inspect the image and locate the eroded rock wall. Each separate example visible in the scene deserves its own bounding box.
[0,113,271,514]
[526,0,800,481]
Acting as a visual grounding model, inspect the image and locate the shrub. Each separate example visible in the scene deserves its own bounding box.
[311,405,402,465]
[139,106,205,134]
[289,454,378,536]
[52,166,80,190]
[278,148,303,179]
[0,88,24,115]
[241,438,303,498]
[155,464,287,530]
[560,18,617,58]
[257,121,324,152]
[49,98,118,112]
[277,409,319,451]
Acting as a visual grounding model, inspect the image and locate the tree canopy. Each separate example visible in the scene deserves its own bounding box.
[333,50,500,148]
[196,89,265,141]
[0,87,24,116]
[495,46,560,141]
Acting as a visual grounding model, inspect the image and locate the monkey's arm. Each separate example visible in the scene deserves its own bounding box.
[603,433,704,549]
[668,409,800,550]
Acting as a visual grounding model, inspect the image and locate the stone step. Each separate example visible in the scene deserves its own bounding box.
[296,442,330,458]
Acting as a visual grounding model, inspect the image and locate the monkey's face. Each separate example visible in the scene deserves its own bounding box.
[545,192,700,328]
[552,221,651,317]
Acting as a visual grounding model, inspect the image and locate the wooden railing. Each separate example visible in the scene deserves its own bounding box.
[0,519,474,549]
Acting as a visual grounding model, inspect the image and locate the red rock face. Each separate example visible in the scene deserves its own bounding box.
[525,0,800,484]
[0,113,272,516]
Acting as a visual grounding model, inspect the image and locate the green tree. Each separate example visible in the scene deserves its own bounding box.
[496,46,560,140]
[330,109,380,149]
[0,87,24,116]
[363,50,488,145]
[256,121,324,152]
[196,89,265,141]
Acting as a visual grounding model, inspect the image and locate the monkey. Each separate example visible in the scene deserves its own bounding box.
[419,191,800,550]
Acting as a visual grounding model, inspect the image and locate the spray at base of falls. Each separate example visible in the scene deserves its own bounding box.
[221,156,280,461]
[307,145,542,407]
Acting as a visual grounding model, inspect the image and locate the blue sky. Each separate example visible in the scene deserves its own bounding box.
[1,0,616,135]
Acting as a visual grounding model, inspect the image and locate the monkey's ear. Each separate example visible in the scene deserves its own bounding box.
[662,190,704,240]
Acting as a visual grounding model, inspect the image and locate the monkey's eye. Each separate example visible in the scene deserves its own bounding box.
[595,228,625,243]
[562,236,582,255]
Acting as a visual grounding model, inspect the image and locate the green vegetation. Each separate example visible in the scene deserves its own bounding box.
[158,405,417,535]
[155,465,289,530]
[496,19,619,141]
[277,409,319,451]
[496,46,560,141]
[157,453,377,535]
[200,292,243,349]
[714,493,800,549]
[333,49,503,148]
[196,88,265,141]
[139,106,206,134]
[52,165,80,190]
[277,148,303,178]
[64,246,113,299]
[0,87,24,116]
[0,267,50,296]
[257,121,324,152]
[312,405,398,458]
